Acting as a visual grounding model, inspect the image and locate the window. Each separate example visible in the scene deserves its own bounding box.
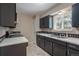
[53,7,72,30]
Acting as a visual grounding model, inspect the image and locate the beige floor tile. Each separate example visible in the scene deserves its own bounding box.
[27,42,50,56]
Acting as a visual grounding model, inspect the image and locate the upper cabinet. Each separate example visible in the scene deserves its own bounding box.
[40,15,53,29]
[0,3,16,28]
[72,3,79,27]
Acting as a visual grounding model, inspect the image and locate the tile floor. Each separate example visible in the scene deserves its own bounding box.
[27,42,50,56]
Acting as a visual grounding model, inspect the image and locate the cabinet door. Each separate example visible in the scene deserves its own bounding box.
[40,18,44,28]
[0,43,27,56]
[67,48,79,56]
[40,16,53,28]
[39,36,45,49]
[0,3,16,27]
[36,35,45,49]
[44,38,53,55]
[72,3,79,27]
[44,16,49,28]
[36,35,40,46]
[53,42,66,56]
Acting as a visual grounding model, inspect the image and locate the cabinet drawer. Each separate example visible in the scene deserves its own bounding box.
[67,47,79,56]
[68,43,79,51]
[52,39,67,46]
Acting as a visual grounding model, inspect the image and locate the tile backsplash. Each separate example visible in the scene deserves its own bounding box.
[39,27,79,34]
[38,27,79,38]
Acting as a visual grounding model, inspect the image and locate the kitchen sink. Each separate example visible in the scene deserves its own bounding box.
[56,36,68,39]
[49,34,67,38]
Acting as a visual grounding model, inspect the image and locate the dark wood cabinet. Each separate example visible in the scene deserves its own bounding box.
[40,18,44,28]
[67,48,79,56]
[36,35,53,55]
[36,34,79,56]
[36,35,40,46]
[39,36,45,49]
[52,39,67,56]
[36,35,45,49]
[72,3,79,27]
[36,34,67,56]
[53,41,67,56]
[44,37,53,55]
[0,43,28,56]
[67,43,79,56]
[40,15,53,28]
[0,3,16,28]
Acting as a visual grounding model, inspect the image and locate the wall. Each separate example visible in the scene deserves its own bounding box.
[34,15,41,32]
[11,13,36,43]
[0,27,9,37]
[35,3,79,34]
[40,3,73,17]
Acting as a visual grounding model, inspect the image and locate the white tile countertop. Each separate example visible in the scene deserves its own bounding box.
[37,33,79,45]
[0,37,28,47]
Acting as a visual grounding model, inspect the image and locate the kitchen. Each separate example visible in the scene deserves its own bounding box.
[0,3,79,56]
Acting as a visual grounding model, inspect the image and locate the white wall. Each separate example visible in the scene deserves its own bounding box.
[34,15,41,31]
[0,27,9,37]
[11,13,36,43]
[40,3,73,17]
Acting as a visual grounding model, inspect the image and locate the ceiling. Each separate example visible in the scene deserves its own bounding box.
[16,3,57,16]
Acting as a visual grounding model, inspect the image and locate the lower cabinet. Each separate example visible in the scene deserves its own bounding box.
[36,35,41,47]
[39,37,45,49]
[0,43,28,56]
[36,35,79,56]
[36,35,67,56]
[53,42,67,56]
[67,43,79,56]
[44,37,53,55]
[36,35,45,49]
[36,35,53,55]
[67,48,79,56]
[53,40,67,56]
